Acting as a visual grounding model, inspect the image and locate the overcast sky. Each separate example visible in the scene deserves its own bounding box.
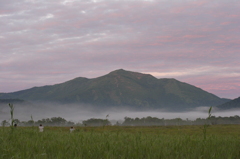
[0,0,239,99]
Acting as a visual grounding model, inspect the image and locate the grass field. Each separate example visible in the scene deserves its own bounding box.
[1,125,240,159]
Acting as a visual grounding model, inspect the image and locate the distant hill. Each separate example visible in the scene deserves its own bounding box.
[0,69,229,111]
[0,99,33,108]
[0,99,25,104]
[217,97,240,110]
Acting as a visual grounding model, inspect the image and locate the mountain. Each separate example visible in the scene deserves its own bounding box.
[0,99,25,105]
[217,97,240,110]
[0,99,33,107]
[0,69,229,110]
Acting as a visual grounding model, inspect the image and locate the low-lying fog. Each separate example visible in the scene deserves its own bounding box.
[0,103,240,124]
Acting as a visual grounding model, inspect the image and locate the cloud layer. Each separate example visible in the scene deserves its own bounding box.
[1,0,240,99]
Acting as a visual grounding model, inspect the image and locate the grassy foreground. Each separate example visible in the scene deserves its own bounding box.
[1,125,240,159]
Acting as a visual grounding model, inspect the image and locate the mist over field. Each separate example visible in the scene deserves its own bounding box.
[1,103,240,124]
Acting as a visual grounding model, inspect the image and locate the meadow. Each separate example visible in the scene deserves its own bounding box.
[1,125,240,159]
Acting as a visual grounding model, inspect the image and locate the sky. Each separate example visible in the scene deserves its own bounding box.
[0,0,240,99]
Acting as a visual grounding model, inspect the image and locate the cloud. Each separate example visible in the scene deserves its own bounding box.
[0,0,239,99]
[145,66,240,78]
[39,13,54,21]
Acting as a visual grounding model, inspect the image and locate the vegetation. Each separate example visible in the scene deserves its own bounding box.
[2,115,240,127]
[0,69,229,110]
[217,96,240,110]
[0,99,25,104]
[202,106,212,140]
[82,118,111,127]
[122,115,240,126]
[13,117,74,127]
[8,103,14,128]
[1,125,240,159]
[1,103,240,158]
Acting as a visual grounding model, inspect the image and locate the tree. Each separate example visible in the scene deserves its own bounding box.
[1,120,9,127]
[50,117,67,126]
[13,119,20,125]
[82,118,111,126]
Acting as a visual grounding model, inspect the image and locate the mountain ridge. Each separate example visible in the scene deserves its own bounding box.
[217,97,240,110]
[0,69,229,110]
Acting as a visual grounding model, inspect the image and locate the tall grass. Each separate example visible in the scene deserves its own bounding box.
[1,126,240,159]
[202,106,212,140]
[8,103,15,133]
[1,105,239,158]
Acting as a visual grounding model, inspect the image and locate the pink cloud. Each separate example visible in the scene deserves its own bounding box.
[1,0,239,100]
[214,40,226,44]
[183,35,206,39]
[229,14,240,18]
[178,75,240,99]
[191,1,208,6]
[34,21,59,30]
[221,22,231,25]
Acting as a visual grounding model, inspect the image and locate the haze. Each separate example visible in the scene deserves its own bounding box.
[1,103,240,124]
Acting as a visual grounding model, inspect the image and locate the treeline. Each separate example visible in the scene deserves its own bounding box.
[1,117,111,127]
[1,117,75,127]
[1,115,240,127]
[122,115,240,126]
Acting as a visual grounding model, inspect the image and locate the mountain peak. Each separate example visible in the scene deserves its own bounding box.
[108,70,181,82]
[108,69,155,79]
[108,69,130,74]
[0,69,229,111]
